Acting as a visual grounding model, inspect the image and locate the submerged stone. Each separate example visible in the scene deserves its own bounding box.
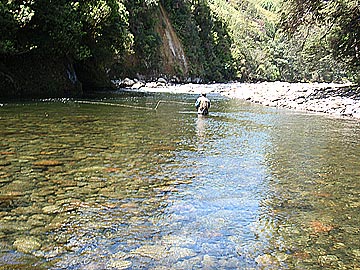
[131,244,168,260]
[168,247,196,261]
[310,221,334,233]
[13,236,41,254]
[202,254,217,268]
[42,205,62,214]
[107,259,132,269]
[318,255,339,267]
[0,160,11,166]
[33,160,63,167]
[352,249,360,258]
[255,254,279,267]
[27,214,52,227]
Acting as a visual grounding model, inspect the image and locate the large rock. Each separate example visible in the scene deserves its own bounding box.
[121,78,135,88]
[131,81,145,89]
[157,77,167,84]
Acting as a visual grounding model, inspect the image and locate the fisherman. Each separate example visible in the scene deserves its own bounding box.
[195,92,211,115]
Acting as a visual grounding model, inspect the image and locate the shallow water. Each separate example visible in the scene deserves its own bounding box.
[0,91,360,269]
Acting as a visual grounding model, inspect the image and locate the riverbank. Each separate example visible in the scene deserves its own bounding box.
[124,80,360,119]
[222,82,360,119]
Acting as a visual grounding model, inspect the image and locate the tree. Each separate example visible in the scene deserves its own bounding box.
[122,0,161,75]
[280,0,360,81]
[0,1,38,55]
[0,0,132,61]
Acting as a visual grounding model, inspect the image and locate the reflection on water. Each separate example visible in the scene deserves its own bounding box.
[196,116,208,152]
[0,92,360,269]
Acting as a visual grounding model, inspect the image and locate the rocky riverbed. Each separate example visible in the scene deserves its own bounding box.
[2,86,360,269]
[119,78,360,119]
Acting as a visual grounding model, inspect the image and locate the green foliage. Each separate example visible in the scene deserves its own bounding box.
[280,0,360,82]
[30,1,83,57]
[0,0,132,64]
[1,0,356,95]
[204,0,351,83]
[261,0,277,12]
[123,0,161,74]
[0,0,133,91]
[0,1,35,54]
[193,2,236,81]
[162,0,236,82]
[78,0,132,63]
[270,32,344,82]
[206,0,282,81]
[161,0,205,77]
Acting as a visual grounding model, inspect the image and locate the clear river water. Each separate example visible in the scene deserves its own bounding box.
[0,91,360,269]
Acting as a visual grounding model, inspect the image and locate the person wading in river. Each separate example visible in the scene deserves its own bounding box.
[195,92,211,115]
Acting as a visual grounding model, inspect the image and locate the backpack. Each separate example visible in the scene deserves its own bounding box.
[199,99,209,115]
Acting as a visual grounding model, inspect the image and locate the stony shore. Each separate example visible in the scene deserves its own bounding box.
[122,79,360,119]
[222,81,360,119]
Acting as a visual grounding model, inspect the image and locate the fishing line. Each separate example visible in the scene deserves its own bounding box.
[73,100,192,111]
[153,100,191,110]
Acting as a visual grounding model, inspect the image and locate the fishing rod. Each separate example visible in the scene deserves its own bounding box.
[73,100,192,111]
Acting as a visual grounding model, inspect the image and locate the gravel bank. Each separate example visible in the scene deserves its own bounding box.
[222,82,360,119]
[127,81,360,119]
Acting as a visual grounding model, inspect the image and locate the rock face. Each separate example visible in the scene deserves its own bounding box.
[156,4,189,77]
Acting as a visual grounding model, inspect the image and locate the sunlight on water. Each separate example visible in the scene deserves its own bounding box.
[0,92,360,269]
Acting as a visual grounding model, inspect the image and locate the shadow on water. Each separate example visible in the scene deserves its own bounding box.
[0,92,360,269]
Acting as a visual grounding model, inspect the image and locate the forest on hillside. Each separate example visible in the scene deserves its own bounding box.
[0,0,359,97]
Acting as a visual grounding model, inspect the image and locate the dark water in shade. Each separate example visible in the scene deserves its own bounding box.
[0,91,360,269]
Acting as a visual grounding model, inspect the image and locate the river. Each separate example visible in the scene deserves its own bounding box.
[0,91,360,269]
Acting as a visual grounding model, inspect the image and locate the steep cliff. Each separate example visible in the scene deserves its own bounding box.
[156,4,188,78]
[115,3,189,81]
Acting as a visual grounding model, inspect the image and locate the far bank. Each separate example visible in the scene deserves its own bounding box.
[121,81,360,119]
